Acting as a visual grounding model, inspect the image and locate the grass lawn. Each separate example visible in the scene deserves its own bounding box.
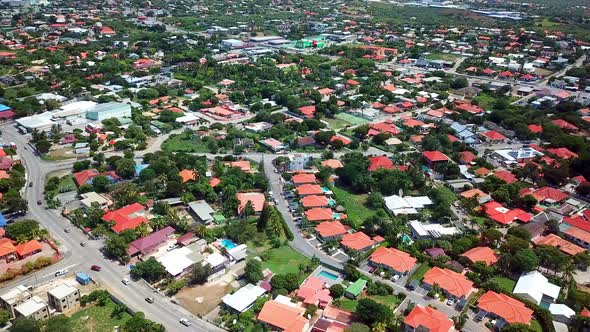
[335,113,369,125]
[260,245,311,275]
[407,263,430,283]
[336,294,401,312]
[70,300,132,332]
[492,276,516,293]
[338,298,359,312]
[161,134,211,153]
[424,53,460,62]
[324,117,352,130]
[530,319,542,332]
[58,176,76,192]
[332,186,382,227]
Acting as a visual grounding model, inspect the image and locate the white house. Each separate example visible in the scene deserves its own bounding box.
[383,195,432,215]
[513,271,560,305]
[222,284,266,313]
[548,303,575,324]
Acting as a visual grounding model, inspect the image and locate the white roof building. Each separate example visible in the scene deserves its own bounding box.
[494,148,543,164]
[14,296,48,318]
[222,284,266,313]
[548,303,575,324]
[175,113,199,124]
[157,247,197,277]
[47,284,78,299]
[513,271,560,305]
[409,220,460,239]
[206,252,228,268]
[383,195,432,215]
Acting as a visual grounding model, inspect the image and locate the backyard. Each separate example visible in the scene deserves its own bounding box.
[161,134,211,153]
[337,294,402,312]
[332,186,383,227]
[258,245,311,275]
[491,276,516,293]
[70,300,132,332]
[324,117,352,130]
[407,263,430,283]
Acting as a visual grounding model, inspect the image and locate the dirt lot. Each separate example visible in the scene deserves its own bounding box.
[176,282,233,316]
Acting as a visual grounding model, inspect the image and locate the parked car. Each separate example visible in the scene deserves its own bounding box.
[122,278,130,285]
[54,269,68,277]
[392,274,400,282]
[37,200,42,205]
[64,228,71,233]
[179,318,191,327]
[91,265,101,271]
[447,298,455,306]
[80,242,87,247]
[28,182,33,187]
[145,297,154,304]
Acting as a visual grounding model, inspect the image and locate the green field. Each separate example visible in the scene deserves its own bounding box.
[324,117,352,130]
[70,300,132,332]
[260,245,311,275]
[407,263,430,283]
[335,113,369,126]
[424,53,460,62]
[332,186,381,227]
[492,276,516,293]
[337,294,402,312]
[161,135,211,153]
[58,176,76,192]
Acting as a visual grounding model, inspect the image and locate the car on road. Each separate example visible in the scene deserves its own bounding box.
[447,298,455,306]
[179,318,191,327]
[54,269,68,277]
[80,242,87,247]
[37,200,42,205]
[392,274,400,282]
[122,278,130,285]
[145,297,154,304]
[29,182,33,187]
[64,228,70,233]
[91,265,101,271]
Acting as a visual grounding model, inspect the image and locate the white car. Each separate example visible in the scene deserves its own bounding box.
[179,318,191,327]
[392,274,400,282]
[122,278,130,285]
[447,298,455,306]
[54,269,68,277]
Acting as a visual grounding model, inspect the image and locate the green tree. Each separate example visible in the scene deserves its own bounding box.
[130,257,166,283]
[44,314,73,332]
[9,317,41,332]
[345,323,371,332]
[356,298,392,325]
[191,263,212,285]
[5,219,39,242]
[245,259,264,284]
[35,139,51,154]
[270,273,299,292]
[92,175,110,193]
[329,284,345,298]
[511,249,539,273]
[123,311,165,332]
[0,309,9,327]
[304,304,318,317]
[115,158,137,179]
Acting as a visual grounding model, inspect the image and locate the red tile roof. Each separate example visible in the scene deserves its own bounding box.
[298,105,316,118]
[423,151,450,162]
[552,119,579,131]
[460,247,498,266]
[528,124,542,133]
[305,208,335,222]
[340,232,376,251]
[423,267,474,298]
[292,173,317,184]
[73,169,99,186]
[368,156,394,172]
[257,300,309,332]
[301,195,329,208]
[459,151,477,164]
[565,227,590,245]
[520,186,569,202]
[15,240,42,257]
[296,184,324,196]
[296,276,332,307]
[547,147,579,160]
[482,130,507,141]
[315,221,349,238]
[404,305,454,332]
[478,291,533,324]
[533,234,585,256]
[492,170,518,184]
[103,203,149,234]
[237,192,266,213]
[321,159,343,169]
[0,238,16,257]
[484,201,532,225]
[370,247,417,273]
[179,169,197,183]
[127,226,175,256]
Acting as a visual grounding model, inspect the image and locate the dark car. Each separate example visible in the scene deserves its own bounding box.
[91,265,101,271]
[29,182,33,187]
[37,200,42,205]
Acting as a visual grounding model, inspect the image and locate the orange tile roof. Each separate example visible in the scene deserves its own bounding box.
[296,184,324,196]
[227,160,251,172]
[257,300,309,332]
[423,151,450,162]
[315,221,348,238]
[305,208,334,222]
[478,291,533,324]
[179,169,197,183]
[404,305,454,332]
[474,167,491,176]
[321,159,343,169]
[301,195,329,208]
[237,192,265,213]
[322,305,353,325]
[423,267,474,298]
[565,227,590,245]
[459,151,477,163]
[493,170,518,184]
[292,173,317,184]
[370,247,417,273]
[340,232,375,251]
[460,188,488,199]
[460,247,498,266]
[296,276,332,307]
[15,239,42,257]
[0,238,16,257]
[533,234,585,256]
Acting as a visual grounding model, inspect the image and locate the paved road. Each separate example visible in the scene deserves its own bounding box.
[1,125,223,332]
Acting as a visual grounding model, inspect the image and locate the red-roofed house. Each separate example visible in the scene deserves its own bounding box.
[519,186,569,204]
[423,151,450,166]
[458,151,477,164]
[306,208,335,222]
[552,119,579,132]
[481,130,507,143]
[321,159,343,169]
[258,300,309,332]
[368,156,394,172]
[0,238,16,262]
[492,170,518,184]
[528,124,542,134]
[315,221,349,240]
[403,305,454,332]
[296,276,332,308]
[296,184,324,196]
[369,247,417,275]
[73,169,99,186]
[15,240,43,259]
[127,226,175,259]
[301,195,330,209]
[292,173,317,184]
[340,232,381,251]
[477,291,533,324]
[422,267,474,299]
[237,192,266,214]
[547,147,578,160]
[484,201,532,225]
[460,247,498,266]
[179,169,197,183]
[298,105,316,118]
[533,234,585,256]
[104,204,149,234]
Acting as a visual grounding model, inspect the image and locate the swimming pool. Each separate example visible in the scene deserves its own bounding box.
[221,239,237,250]
[318,270,339,281]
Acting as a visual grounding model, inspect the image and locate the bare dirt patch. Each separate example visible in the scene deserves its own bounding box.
[176,282,233,316]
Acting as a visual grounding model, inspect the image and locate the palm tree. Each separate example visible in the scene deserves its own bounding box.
[243,201,255,218]
[194,224,209,239]
[150,216,168,231]
[563,261,576,284]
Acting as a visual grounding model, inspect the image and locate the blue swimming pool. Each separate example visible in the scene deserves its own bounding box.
[221,239,237,250]
[318,270,339,281]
